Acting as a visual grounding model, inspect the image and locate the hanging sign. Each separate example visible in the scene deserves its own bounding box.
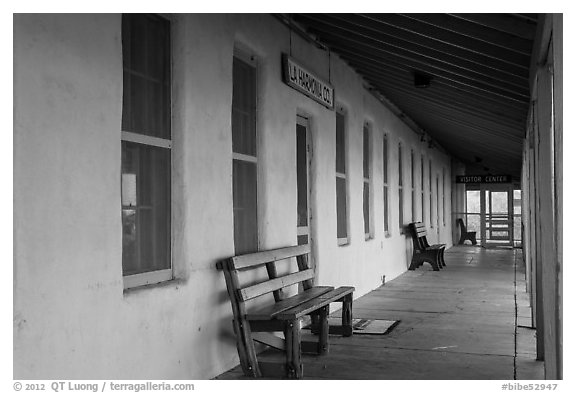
[456,175,512,184]
[282,54,334,110]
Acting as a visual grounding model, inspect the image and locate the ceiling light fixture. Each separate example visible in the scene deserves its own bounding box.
[414,71,432,88]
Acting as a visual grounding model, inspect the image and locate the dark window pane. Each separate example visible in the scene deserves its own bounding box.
[297,124,308,227]
[430,160,433,226]
[398,145,403,186]
[421,156,425,188]
[411,150,415,187]
[233,159,258,255]
[121,141,171,276]
[336,112,346,174]
[412,190,416,222]
[363,126,369,179]
[383,137,388,184]
[336,177,347,239]
[363,182,370,235]
[384,186,389,232]
[122,14,170,139]
[232,57,256,156]
[399,188,404,229]
[297,235,309,245]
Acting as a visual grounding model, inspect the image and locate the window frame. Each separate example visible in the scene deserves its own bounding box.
[335,108,349,246]
[429,159,434,228]
[383,133,390,236]
[421,154,425,225]
[121,13,173,290]
[398,142,404,233]
[363,123,373,240]
[411,149,416,222]
[232,47,259,256]
[443,168,447,226]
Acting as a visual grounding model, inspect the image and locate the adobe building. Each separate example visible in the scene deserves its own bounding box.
[13,13,562,379]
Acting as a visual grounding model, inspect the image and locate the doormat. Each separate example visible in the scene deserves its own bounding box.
[304,318,400,335]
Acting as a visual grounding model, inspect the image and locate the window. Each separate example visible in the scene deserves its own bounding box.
[398,143,403,232]
[296,115,310,246]
[429,160,433,228]
[121,14,172,289]
[442,168,446,226]
[436,175,440,229]
[421,155,425,224]
[232,51,258,255]
[411,149,415,222]
[363,124,372,239]
[336,111,349,245]
[383,135,389,234]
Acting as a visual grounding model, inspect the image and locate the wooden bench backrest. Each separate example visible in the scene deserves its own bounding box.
[457,218,467,233]
[409,222,429,251]
[217,244,314,305]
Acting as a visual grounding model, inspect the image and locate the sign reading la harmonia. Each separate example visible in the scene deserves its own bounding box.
[455,175,512,184]
[282,54,334,110]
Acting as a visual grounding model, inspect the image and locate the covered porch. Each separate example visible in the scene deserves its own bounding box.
[216,246,543,380]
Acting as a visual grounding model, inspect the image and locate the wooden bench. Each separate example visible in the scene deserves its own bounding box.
[408,222,446,271]
[457,218,477,245]
[217,244,355,379]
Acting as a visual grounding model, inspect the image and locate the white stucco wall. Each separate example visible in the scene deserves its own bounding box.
[14,13,453,379]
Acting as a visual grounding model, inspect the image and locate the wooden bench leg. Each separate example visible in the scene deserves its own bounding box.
[232,319,261,378]
[342,293,353,337]
[318,305,329,355]
[284,319,303,379]
[408,255,420,270]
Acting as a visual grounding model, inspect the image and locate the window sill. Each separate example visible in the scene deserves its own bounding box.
[365,234,374,241]
[338,238,350,247]
[384,232,392,239]
[123,276,184,296]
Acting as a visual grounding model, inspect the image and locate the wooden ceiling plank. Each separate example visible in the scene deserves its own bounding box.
[296,13,529,77]
[399,13,533,55]
[360,13,531,66]
[449,13,537,40]
[391,92,525,133]
[306,24,528,89]
[389,95,525,142]
[407,115,523,161]
[356,62,529,117]
[360,64,528,113]
[337,46,530,103]
[374,81,526,129]
[372,76,527,122]
[323,38,529,96]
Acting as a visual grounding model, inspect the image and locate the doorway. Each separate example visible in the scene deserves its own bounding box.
[465,184,518,248]
[483,188,513,247]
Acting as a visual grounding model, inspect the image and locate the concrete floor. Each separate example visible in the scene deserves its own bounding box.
[216,245,544,380]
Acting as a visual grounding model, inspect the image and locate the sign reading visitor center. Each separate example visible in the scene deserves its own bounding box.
[456,175,512,184]
[283,54,334,109]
